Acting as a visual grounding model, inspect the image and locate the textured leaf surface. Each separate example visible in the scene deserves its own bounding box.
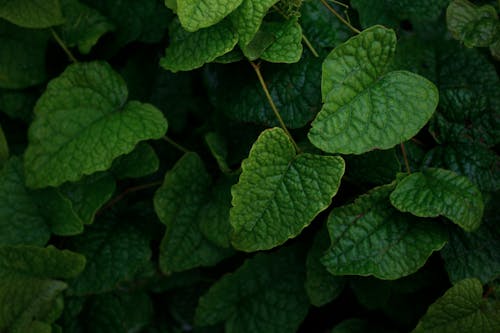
[160,19,238,72]
[322,185,448,280]
[309,25,438,154]
[0,246,85,332]
[177,0,243,32]
[0,158,49,246]
[154,153,231,273]
[259,19,303,63]
[390,168,484,232]
[0,0,64,28]
[412,278,500,333]
[24,61,167,188]
[195,246,309,333]
[111,143,159,179]
[230,128,345,251]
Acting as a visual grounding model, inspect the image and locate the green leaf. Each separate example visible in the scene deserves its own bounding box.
[154,153,232,273]
[259,18,303,63]
[0,0,64,28]
[0,123,7,167]
[308,25,438,155]
[230,127,345,251]
[305,227,345,307]
[0,20,48,89]
[412,278,500,333]
[447,0,500,48]
[24,61,168,189]
[322,184,448,280]
[68,219,151,295]
[0,157,50,246]
[390,168,484,232]
[177,0,243,32]
[204,132,232,174]
[350,0,399,29]
[0,88,36,121]
[160,19,238,72]
[58,0,114,54]
[111,142,159,179]
[0,245,85,332]
[195,246,309,333]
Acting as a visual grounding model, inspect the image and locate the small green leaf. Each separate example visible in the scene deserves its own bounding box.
[412,278,500,333]
[0,123,8,167]
[195,246,309,333]
[0,0,64,28]
[259,18,303,63]
[230,127,345,251]
[160,19,238,72]
[111,143,159,179]
[309,25,438,155]
[322,184,448,280]
[390,168,484,232]
[24,61,168,188]
[177,0,243,32]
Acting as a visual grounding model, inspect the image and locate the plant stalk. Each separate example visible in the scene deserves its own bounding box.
[320,0,361,34]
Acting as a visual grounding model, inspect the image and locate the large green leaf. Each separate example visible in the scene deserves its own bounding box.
[0,245,85,332]
[154,153,232,273]
[308,25,438,155]
[0,0,64,28]
[177,0,243,32]
[160,19,238,72]
[24,61,168,189]
[230,127,345,251]
[258,19,303,63]
[195,246,309,333]
[0,158,50,246]
[390,168,484,232]
[412,278,500,333]
[322,184,448,280]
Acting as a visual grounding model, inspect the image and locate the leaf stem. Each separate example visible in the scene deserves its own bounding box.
[98,180,163,214]
[50,28,78,63]
[163,136,191,153]
[320,0,361,34]
[250,61,301,153]
[302,34,320,58]
[400,142,411,174]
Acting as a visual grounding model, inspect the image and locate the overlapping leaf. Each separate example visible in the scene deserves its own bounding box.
[258,19,303,63]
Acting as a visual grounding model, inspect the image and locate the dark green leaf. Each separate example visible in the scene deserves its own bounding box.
[177,0,243,32]
[0,0,64,28]
[111,143,159,179]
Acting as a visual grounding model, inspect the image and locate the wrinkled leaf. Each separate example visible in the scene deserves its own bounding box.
[177,0,243,32]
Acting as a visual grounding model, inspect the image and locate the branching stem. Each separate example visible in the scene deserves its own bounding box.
[302,34,319,57]
[50,28,78,63]
[320,0,361,34]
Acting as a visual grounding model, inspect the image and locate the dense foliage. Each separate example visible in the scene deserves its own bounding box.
[0,0,499,332]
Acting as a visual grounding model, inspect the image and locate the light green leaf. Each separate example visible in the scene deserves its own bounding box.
[0,20,48,89]
[0,245,85,332]
[195,246,309,333]
[154,153,232,273]
[308,25,438,155]
[447,0,499,48]
[111,143,159,179]
[230,127,345,252]
[412,278,500,333]
[160,19,238,72]
[259,19,303,63]
[0,158,50,246]
[322,184,448,280]
[0,123,7,167]
[390,168,484,232]
[0,0,64,28]
[24,61,168,189]
[177,0,243,32]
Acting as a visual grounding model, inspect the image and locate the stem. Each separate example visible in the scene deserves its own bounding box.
[163,136,190,154]
[250,61,301,153]
[400,143,411,174]
[320,0,361,34]
[302,34,320,58]
[98,181,163,214]
[50,28,78,63]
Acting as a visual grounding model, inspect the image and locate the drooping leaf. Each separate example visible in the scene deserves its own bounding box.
[259,18,303,63]
[195,245,309,333]
[177,0,243,32]
[308,25,438,155]
[0,123,7,167]
[24,61,168,189]
[0,245,85,332]
[0,20,48,89]
[322,184,448,280]
[111,142,159,179]
[154,153,232,273]
[412,278,500,333]
[0,0,64,28]
[0,157,49,246]
[390,168,484,232]
[230,127,345,251]
[160,19,238,72]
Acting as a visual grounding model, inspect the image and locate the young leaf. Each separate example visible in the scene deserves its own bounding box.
[177,0,243,32]
[390,168,484,232]
[0,0,64,28]
[322,184,448,280]
[24,61,168,188]
[259,18,303,63]
[412,278,500,333]
[230,127,345,251]
[308,25,438,155]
